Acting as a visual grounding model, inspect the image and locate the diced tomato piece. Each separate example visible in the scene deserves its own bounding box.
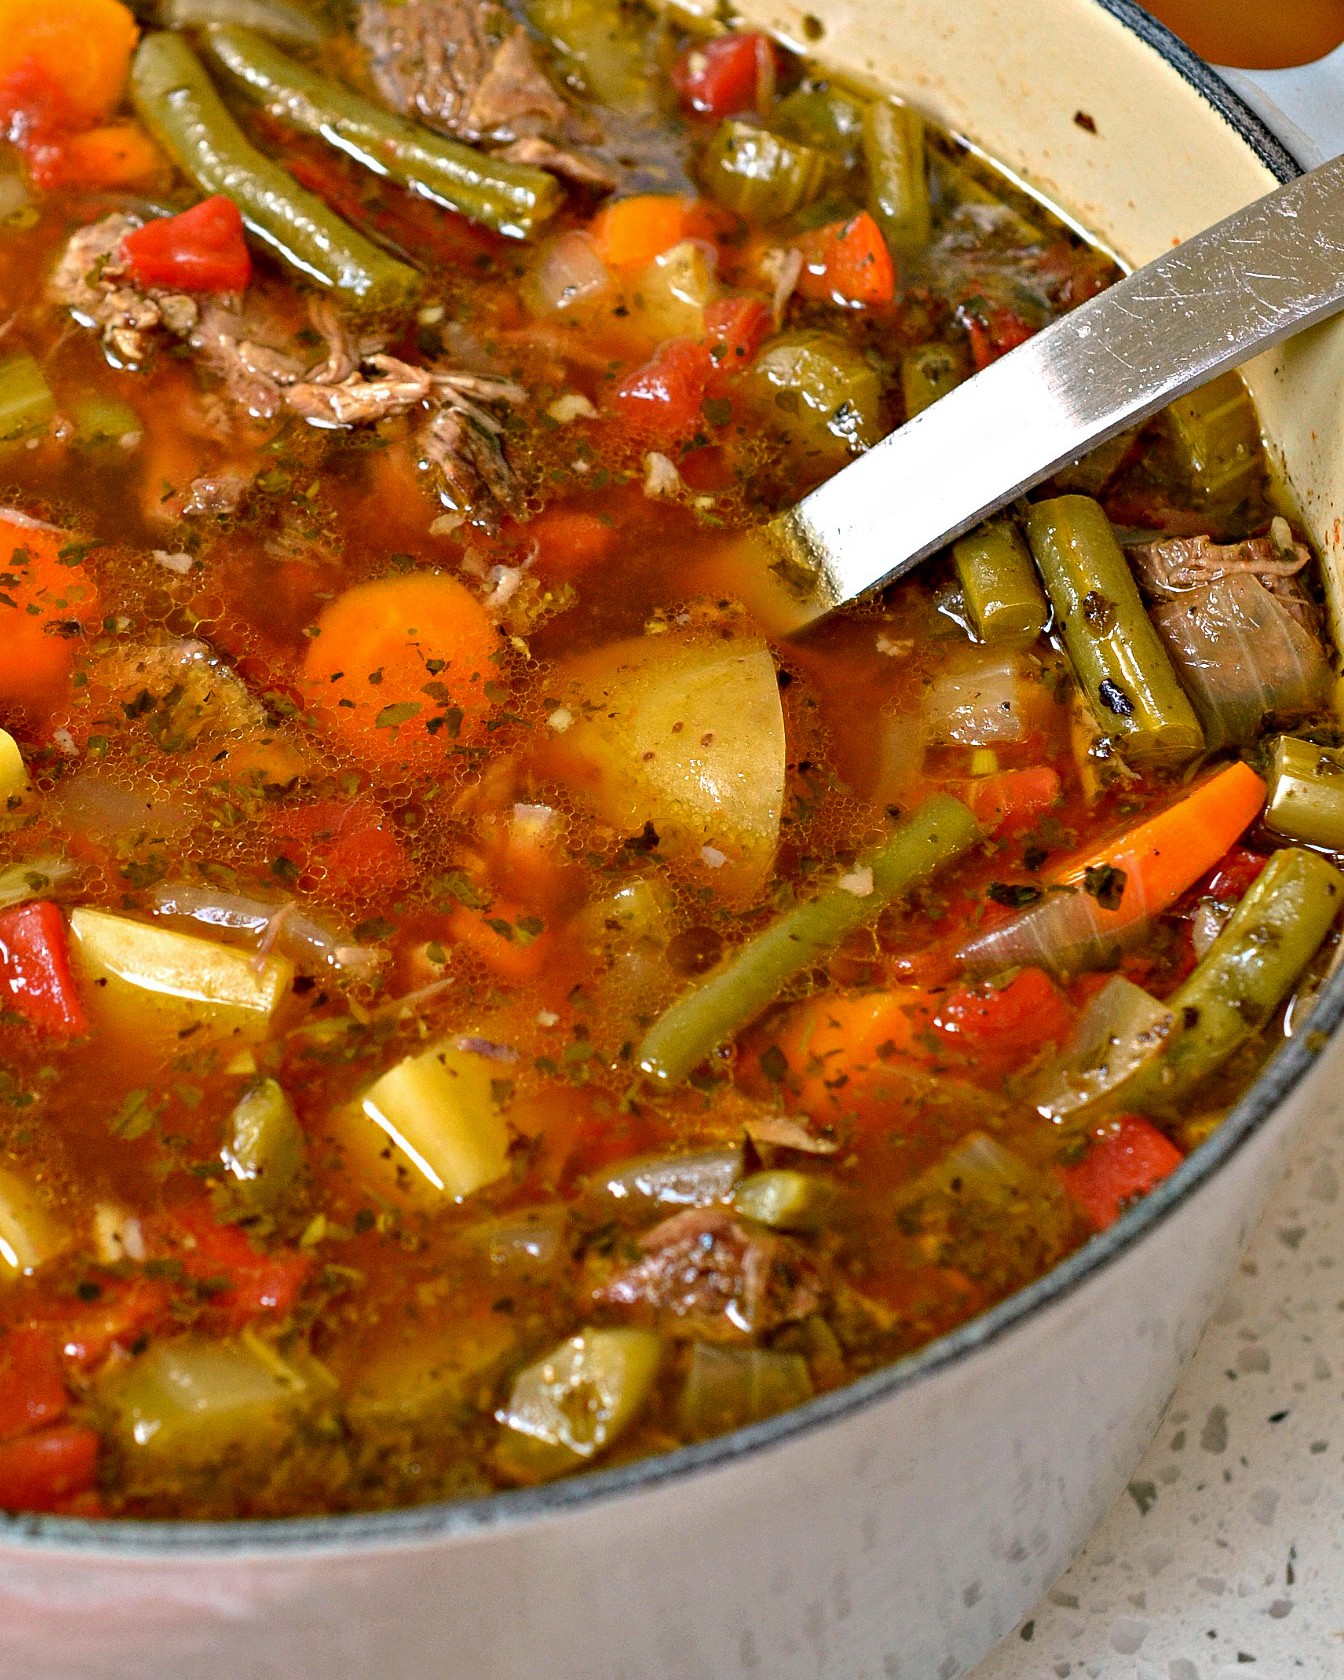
[933,967,1074,1072]
[703,294,772,389]
[671,33,777,118]
[55,1277,170,1371]
[268,798,410,899]
[964,304,1037,370]
[0,1326,67,1441]
[528,507,618,583]
[0,1425,99,1514]
[1198,845,1268,906]
[0,901,86,1038]
[1060,1114,1183,1231]
[163,1209,311,1333]
[611,338,710,444]
[795,213,896,309]
[962,766,1062,835]
[121,195,252,294]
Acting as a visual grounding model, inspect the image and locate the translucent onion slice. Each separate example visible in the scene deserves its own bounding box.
[150,883,385,978]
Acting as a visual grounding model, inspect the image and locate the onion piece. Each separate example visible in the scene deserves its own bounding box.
[523,232,611,317]
[150,883,386,978]
[922,648,1035,747]
[0,856,74,910]
[1152,572,1329,745]
[1032,975,1173,1123]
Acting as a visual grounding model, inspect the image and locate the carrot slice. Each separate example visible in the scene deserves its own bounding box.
[590,195,692,268]
[301,573,501,773]
[0,524,100,712]
[0,0,138,130]
[770,987,938,1122]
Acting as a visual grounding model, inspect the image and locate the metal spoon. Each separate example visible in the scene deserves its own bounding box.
[756,150,1344,629]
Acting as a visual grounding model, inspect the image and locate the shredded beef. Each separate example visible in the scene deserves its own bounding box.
[592,1208,823,1339]
[1129,531,1312,602]
[357,0,613,191]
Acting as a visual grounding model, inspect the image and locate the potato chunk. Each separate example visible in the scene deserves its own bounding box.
[548,632,786,902]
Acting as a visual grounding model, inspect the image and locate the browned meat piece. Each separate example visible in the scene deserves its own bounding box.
[287,353,435,426]
[1130,529,1312,602]
[592,1208,822,1339]
[742,1115,840,1156]
[49,215,198,367]
[358,0,613,192]
[419,369,525,518]
[167,470,254,521]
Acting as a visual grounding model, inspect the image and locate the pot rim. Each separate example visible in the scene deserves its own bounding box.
[2,0,1318,1561]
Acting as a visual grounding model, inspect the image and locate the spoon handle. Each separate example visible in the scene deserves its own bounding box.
[769,150,1344,626]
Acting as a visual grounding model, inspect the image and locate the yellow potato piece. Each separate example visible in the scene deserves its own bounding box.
[341,1040,512,1208]
[69,908,294,1038]
[549,632,786,903]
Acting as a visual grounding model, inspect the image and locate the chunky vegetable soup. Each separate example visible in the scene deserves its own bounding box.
[0,0,1337,1522]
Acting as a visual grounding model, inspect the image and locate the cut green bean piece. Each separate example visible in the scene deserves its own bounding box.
[637,795,981,1088]
[218,1076,305,1213]
[1127,846,1344,1111]
[1164,370,1263,509]
[131,32,420,313]
[953,519,1049,645]
[862,99,929,252]
[160,0,326,43]
[901,339,966,418]
[1265,735,1344,850]
[206,27,561,239]
[526,0,655,114]
[732,1169,835,1232]
[1025,495,1204,767]
[0,353,55,441]
[701,119,830,221]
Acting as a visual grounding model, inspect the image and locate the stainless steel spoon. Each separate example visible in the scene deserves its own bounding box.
[755,150,1344,629]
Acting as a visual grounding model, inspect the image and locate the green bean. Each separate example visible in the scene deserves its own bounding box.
[1265,735,1344,850]
[901,340,966,418]
[160,0,326,44]
[636,795,981,1087]
[205,27,561,240]
[1164,370,1263,509]
[1024,495,1204,767]
[1125,846,1344,1111]
[862,99,929,253]
[130,32,420,313]
[700,119,830,222]
[953,519,1049,645]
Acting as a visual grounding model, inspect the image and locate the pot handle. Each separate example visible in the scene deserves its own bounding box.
[1218,46,1344,167]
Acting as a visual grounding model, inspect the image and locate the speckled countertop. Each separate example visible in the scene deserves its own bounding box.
[969,1096,1344,1680]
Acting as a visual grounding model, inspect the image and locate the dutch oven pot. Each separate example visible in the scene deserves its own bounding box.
[4,5,1344,1677]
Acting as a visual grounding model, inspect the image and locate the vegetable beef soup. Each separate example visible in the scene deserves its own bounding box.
[0,0,1335,1521]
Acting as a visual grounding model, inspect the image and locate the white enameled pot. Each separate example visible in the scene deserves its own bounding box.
[5,7,1344,1678]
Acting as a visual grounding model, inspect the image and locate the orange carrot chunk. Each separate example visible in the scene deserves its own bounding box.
[590,195,692,268]
[301,573,501,773]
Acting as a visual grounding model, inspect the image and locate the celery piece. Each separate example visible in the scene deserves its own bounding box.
[862,100,929,252]
[633,239,716,342]
[343,1039,512,1207]
[1164,370,1264,509]
[701,120,830,221]
[772,84,867,167]
[0,1165,67,1276]
[678,1343,813,1440]
[901,340,967,418]
[747,329,882,472]
[69,908,295,1037]
[496,1327,663,1481]
[344,1318,516,1429]
[0,728,28,803]
[106,1334,330,1465]
[526,0,656,114]
[72,394,143,447]
[732,1168,834,1232]
[1265,734,1344,850]
[0,354,54,442]
[1032,975,1172,1123]
[219,1077,305,1213]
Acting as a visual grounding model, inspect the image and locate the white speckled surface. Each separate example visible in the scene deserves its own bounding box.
[969,1094,1344,1680]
